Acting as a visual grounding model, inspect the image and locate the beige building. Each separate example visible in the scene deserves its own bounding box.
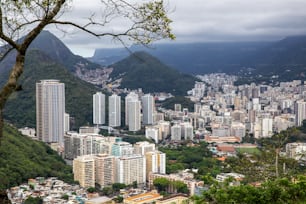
[86,196,114,204]
[145,151,166,179]
[149,172,202,196]
[95,154,116,187]
[155,194,191,204]
[73,155,95,188]
[124,191,163,204]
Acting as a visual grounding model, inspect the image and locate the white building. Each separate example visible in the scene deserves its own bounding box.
[116,154,146,185]
[109,94,121,127]
[127,98,141,131]
[125,92,139,126]
[145,127,160,143]
[93,92,106,125]
[171,124,181,141]
[111,141,134,157]
[134,141,156,155]
[142,94,155,125]
[36,80,65,145]
[295,100,306,126]
[286,143,306,160]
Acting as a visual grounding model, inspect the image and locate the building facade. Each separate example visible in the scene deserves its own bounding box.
[36,80,65,144]
[142,94,155,125]
[93,92,106,125]
[109,94,121,127]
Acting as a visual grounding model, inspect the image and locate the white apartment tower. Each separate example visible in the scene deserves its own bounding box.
[127,98,141,131]
[36,80,65,144]
[93,92,106,125]
[116,154,146,185]
[171,124,182,141]
[125,92,139,126]
[134,141,156,155]
[109,94,121,127]
[142,94,155,125]
[295,100,306,126]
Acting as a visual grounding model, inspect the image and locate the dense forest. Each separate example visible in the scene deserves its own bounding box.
[0,124,73,190]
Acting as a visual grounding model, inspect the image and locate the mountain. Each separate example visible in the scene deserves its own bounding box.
[0,123,73,189]
[29,31,100,72]
[110,51,196,95]
[91,42,271,74]
[0,30,100,81]
[93,36,306,82]
[243,36,306,79]
[3,49,99,129]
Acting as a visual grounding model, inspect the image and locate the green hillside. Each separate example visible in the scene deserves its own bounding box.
[110,51,196,95]
[4,49,99,129]
[0,124,73,190]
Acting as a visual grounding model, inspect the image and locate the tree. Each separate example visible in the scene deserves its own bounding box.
[112,183,126,192]
[0,0,175,144]
[153,177,170,192]
[24,196,43,204]
[87,187,97,193]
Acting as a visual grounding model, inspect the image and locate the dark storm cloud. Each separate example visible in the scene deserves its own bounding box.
[48,0,306,56]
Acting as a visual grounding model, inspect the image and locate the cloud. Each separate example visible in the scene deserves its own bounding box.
[48,0,306,57]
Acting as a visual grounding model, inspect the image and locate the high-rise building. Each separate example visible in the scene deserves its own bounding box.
[109,94,121,127]
[145,127,160,143]
[36,80,65,144]
[73,155,95,188]
[142,94,155,125]
[111,141,134,157]
[94,154,116,187]
[93,92,106,125]
[145,151,166,179]
[127,98,141,131]
[64,113,70,133]
[116,154,146,185]
[134,141,156,155]
[295,100,306,126]
[171,124,181,141]
[125,92,139,126]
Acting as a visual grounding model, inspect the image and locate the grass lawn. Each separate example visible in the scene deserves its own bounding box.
[236,147,260,154]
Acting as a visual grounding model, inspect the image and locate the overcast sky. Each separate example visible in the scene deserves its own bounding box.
[48,0,306,57]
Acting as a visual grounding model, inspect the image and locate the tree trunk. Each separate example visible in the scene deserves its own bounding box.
[275,148,280,178]
[0,53,24,143]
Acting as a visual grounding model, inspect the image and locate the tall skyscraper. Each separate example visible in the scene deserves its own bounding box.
[127,98,141,131]
[125,92,139,126]
[93,92,106,125]
[142,94,154,125]
[295,100,306,126]
[36,80,65,144]
[109,94,121,127]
